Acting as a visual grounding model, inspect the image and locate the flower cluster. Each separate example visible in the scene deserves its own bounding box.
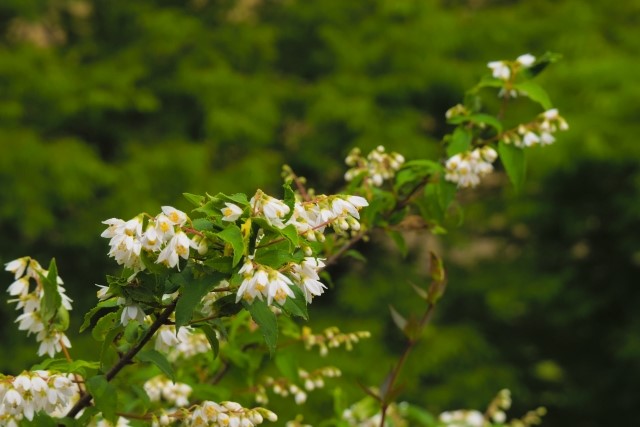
[256,367,341,406]
[101,206,202,272]
[186,401,277,427]
[301,326,371,357]
[344,145,405,186]
[438,409,485,427]
[0,371,77,424]
[5,257,73,357]
[444,146,498,188]
[155,325,211,361]
[144,375,192,408]
[488,53,536,82]
[502,108,569,148]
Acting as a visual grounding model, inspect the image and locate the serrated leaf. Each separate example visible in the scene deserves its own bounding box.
[100,326,122,371]
[136,349,175,381]
[39,258,61,322]
[31,359,100,377]
[217,225,245,267]
[86,375,117,423]
[255,248,303,268]
[243,299,278,357]
[192,218,215,231]
[515,81,553,110]
[279,285,308,320]
[498,140,527,192]
[80,299,119,333]
[92,311,119,341]
[279,224,300,251]
[282,182,296,222]
[194,324,219,358]
[175,270,225,330]
[183,192,205,207]
[446,127,472,157]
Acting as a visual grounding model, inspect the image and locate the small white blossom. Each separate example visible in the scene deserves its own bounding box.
[222,203,244,222]
[488,60,511,80]
[516,53,536,67]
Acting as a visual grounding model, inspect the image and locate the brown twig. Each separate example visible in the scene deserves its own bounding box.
[65,300,178,419]
[379,302,437,427]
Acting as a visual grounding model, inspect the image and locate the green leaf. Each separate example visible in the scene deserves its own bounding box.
[204,293,243,318]
[136,349,176,382]
[468,113,503,133]
[255,248,303,268]
[344,249,367,263]
[194,324,220,358]
[514,81,553,110]
[86,375,118,423]
[217,224,245,267]
[92,311,119,341]
[31,359,100,377]
[446,127,472,157]
[21,411,57,427]
[192,218,215,231]
[39,258,61,322]
[498,140,527,192]
[279,285,308,320]
[80,299,119,333]
[243,299,278,357]
[278,224,300,251]
[437,178,457,212]
[175,270,225,330]
[140,250,170,275]
[100,326,123,371]
[183,192,205,207]
[282,182,296,222]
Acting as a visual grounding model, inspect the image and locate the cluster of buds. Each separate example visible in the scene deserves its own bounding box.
[5,257,73,357]
[444,146,498,189]
[344,146,405,187]
[257,367,341,406]
[502,109,569,148]
[300,326,371,356]
[510,407,547,427]
[438,409,485,427]
[0,371,78,424]
[143,375,192,408]
[101,206,205,272]
[186,401,277,427]
[155,325,211,361]
[483,388,511,425]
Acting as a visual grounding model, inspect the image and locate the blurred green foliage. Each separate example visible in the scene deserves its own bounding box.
[0,0,638,426]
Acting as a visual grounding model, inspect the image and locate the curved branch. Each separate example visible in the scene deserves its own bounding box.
[65,300,178,419]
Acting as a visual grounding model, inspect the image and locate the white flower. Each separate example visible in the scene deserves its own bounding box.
[120,304,145,326]
[156,230,194,269]
[516,53,536,67]
[7,277,30,296]
[162,206,188,226]
[290,258,327,303]
[445,147,497,188]
[141,222,162,251]
[222,203,243,222]
[5,257,29,280]
[155,214,175,241]
[488,60,511,80]
[251,190,291,228]
[266,271,295,306]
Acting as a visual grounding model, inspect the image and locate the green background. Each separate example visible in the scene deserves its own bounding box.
[1,1,639,426]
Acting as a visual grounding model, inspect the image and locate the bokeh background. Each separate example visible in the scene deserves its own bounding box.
[1,1,639,426]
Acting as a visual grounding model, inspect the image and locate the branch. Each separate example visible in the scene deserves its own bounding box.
[379,302,437,427]
[65,300,178,419]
